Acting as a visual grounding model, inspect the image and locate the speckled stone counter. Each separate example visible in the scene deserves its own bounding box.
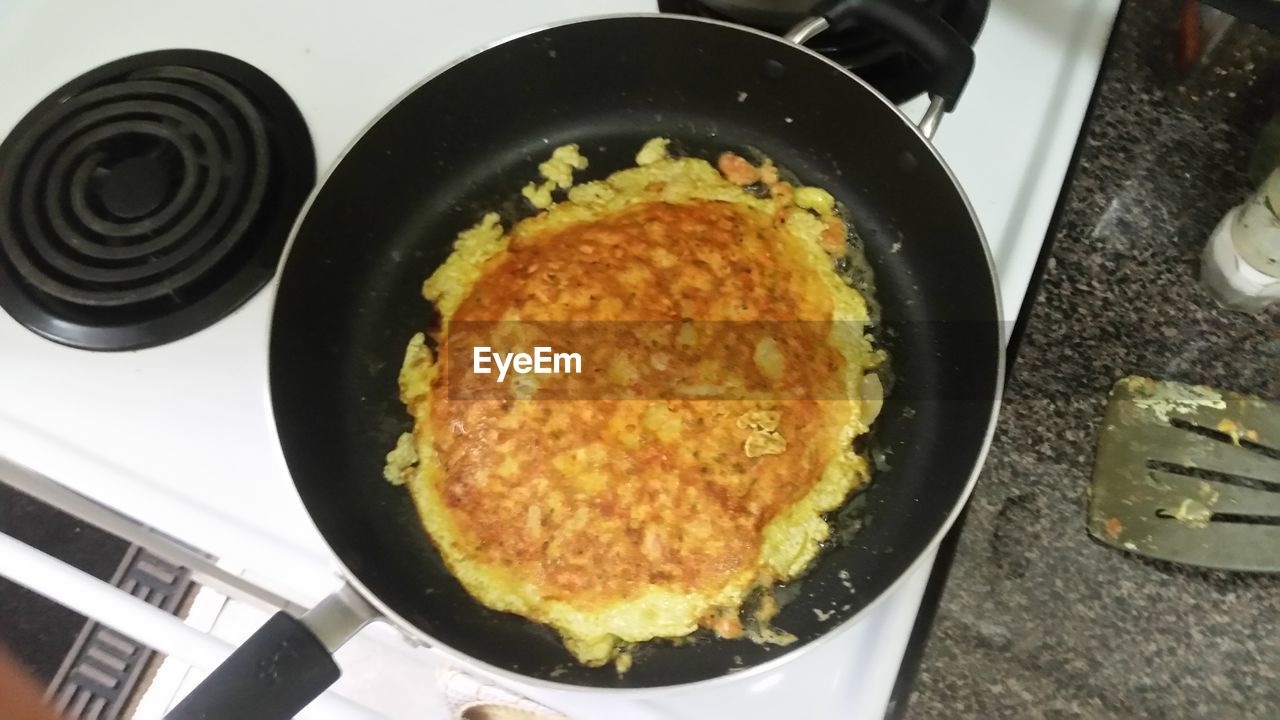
[906,3,1280,718]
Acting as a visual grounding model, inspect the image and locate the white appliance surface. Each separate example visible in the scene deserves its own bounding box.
[0,1,1119,718]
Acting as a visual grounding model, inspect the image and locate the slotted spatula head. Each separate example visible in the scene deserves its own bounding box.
[1088,376,1280,572]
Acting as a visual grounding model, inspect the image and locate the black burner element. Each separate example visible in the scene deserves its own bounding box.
[0,50,315,350]
[658,0,988,105]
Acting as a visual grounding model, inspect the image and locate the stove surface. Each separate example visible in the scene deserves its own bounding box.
[0,1,1120,718]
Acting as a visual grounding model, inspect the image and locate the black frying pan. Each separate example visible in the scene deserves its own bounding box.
[170,1,1003,717]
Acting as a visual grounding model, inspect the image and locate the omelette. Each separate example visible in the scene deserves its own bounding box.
[385,138,884,668]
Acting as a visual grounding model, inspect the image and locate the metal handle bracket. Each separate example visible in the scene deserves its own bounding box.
[784,0,975,140]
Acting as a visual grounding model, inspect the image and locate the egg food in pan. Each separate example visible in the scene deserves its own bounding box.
[385,139,883,668]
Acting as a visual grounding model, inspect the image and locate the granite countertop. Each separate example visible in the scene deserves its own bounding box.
[906,2,1280,718]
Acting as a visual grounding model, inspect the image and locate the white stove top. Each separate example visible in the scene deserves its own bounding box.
[0,1,1119,718]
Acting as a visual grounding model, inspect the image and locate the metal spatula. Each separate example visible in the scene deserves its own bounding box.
[1087,376,1280,572]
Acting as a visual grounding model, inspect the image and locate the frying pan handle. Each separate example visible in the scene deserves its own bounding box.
[165,584,377,720]
[785,0,975,137]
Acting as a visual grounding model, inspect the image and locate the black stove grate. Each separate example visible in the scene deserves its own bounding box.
[658,0,989,105]
[0,50,315,350]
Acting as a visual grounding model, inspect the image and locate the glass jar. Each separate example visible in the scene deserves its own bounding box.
[1201,166,1280,312]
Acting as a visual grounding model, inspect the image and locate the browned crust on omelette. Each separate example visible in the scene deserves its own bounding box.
[388,144,881,666]
[425,201,852,605]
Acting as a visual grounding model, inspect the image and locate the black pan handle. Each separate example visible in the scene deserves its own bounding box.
[786,0,976,135]
[166,612,338,720]
[166,585,376,720]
